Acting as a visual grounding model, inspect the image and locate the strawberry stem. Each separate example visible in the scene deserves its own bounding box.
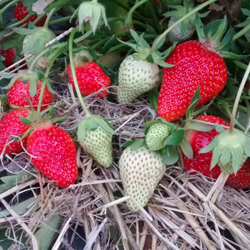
[44,8,56,29]
[150,0,216,53]
[36,48,64,121]
[229,62,250,133]
[5,14,31,28]
[0,0,19,14]
[69,28,91,117]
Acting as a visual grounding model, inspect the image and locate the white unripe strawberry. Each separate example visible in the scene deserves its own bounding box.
[119,146,166,212]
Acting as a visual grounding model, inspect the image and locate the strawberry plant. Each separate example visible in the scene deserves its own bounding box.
[0,0,250,249]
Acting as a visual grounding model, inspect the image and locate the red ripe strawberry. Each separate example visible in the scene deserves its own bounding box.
[66,62,111,96]
[27,125,78,187]
[7,79,53,111]
[0,109,31,155]
[0,48,16,67]
[14,2,47,27]
[182,115,250,189]
[157,41,227,121]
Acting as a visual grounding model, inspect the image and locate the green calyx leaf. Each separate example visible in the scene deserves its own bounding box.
[12,27,34,35]
[78,0,108,33]
[179,138,193,159]
[20,116,32,125]
[184,120,216,132]
[200,136,219,154]
[23,28,55,55]
[185,86,201,120]
[77,115,115,141]
[122,139,145,151]
[164,129,184,146]
[161,146,179,165]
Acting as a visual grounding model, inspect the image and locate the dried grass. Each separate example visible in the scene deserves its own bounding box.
[0,31,250,250]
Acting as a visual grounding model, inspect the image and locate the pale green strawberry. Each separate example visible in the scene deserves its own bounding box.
[119,146,166,212]
[117,55,159,104]
[146,123,171,151]
[164,0,197,43]
[168,17,195,43]
[23,27,56,72]
[77,116,114,168]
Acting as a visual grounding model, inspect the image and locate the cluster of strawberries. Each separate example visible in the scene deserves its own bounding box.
[1,0,250,213]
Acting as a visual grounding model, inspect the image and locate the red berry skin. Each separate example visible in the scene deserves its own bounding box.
[66,62,111,97]
[14,2,47,27]
[0,48,16,67]
[183,115,250,189]
[0,110,31,155]
[7,79,53,111]
[157,41,227,121]
[27,125,78,187]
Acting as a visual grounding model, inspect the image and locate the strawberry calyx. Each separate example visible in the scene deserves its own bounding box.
[200,129,250,175]
[118,29,175,68]
[72,50,93,67]
[75,0,109,33]
[77,115,115,141]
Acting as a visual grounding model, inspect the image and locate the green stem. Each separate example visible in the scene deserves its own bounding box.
[126,0,148,25]
[49,16,71,26]
[229,62,250,132]
[44,8,56,29]
[233,22,250,41]
[36,48,64,121]
[29,43,65,71]
[0,0,12,7]
[33,13,46,25]
[5,15,30,29]
[150,0,216,53]
[69,29,91,116]
[0,0,19,14]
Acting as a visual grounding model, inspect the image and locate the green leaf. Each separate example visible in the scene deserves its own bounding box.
[162,146,179,165]
[164,129,184,146]
[129,139,145,151]
[142,120,159,128]
[95,118,115,135]
[45,80,57,94]
[215,124,225,133]
[241,8,250,17]
[100,35,116,54]
[116,38,137,50]
[219,51,246,60]
[0,172,34,194]
[217,27,235,51]
[0,197,36,218]
[29,76,37,97]
[219,148,231,166]
[20,116,32,125]
[179,138,193,159]
[186,86,200,119]
[243,137,250,156]
[0,72,15,79]
[231,146,243,174]
[199,136,219,153]
[12,27,33,35]
[185,120,215,132]
[48,108,55,117]
[154,59,174,68]
[130,29,141,43]
[210,145,222,170]
[35,215,62,250]
[152,35,166,50]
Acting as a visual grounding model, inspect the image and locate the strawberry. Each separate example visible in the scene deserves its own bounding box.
[182,115,250,189]
[66,62,111,96]
[7,79,53,111]
[164,1,196,43]
[0,109,31,155]
[14,2,47,27]
[0,48,16,68]
[27,125,78,187]
[117,55,160,104]
[157,40,227,121]
[119,146,166,212]
[77,116,114,168]
[145,123,171,151]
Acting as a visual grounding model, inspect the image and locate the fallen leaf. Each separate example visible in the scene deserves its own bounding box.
[32,0,49,14]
